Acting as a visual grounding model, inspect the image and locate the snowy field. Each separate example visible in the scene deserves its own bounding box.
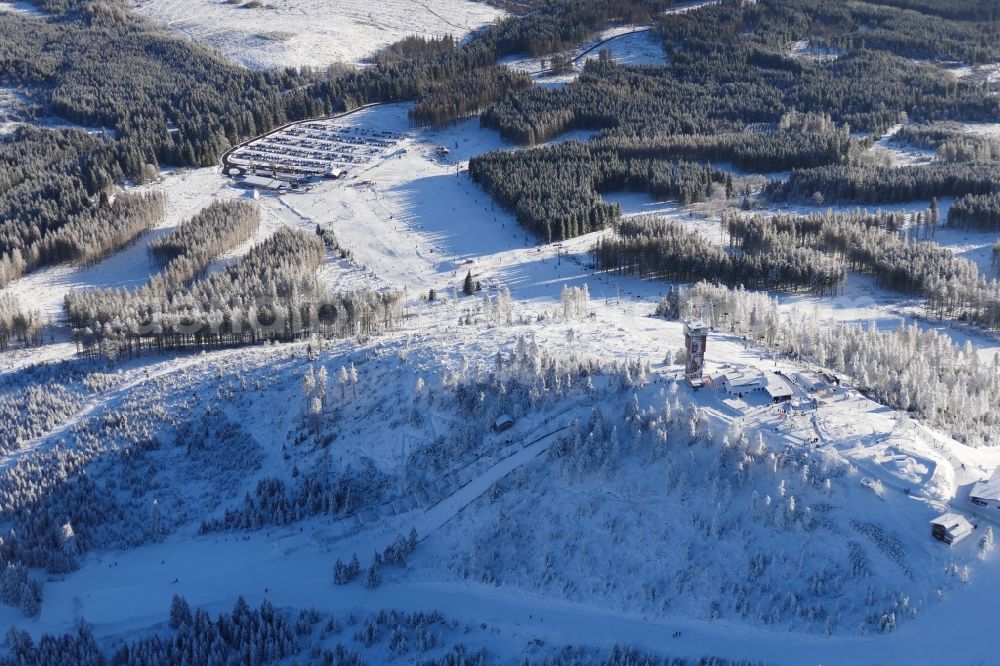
[1,168,237,324]
[929,225,999,276]
[872,121,1000,168]
[590,28,667,67]
[130,0,505,69]
[963,122,1000,138]
[0,87,26,133]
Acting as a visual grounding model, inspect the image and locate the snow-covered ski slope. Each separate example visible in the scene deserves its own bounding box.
[131,0,504,69]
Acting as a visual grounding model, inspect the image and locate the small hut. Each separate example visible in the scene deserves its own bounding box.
[930,513,973,545]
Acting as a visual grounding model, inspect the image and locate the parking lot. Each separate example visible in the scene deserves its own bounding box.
[227,119,405,179]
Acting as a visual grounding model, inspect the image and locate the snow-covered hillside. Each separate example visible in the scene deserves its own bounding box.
[1,298,998,664]
[131,0,505,69]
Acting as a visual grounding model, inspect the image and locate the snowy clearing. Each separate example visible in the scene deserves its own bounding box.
[0,0,46,17]
[0,168,235,324]
[787,39,843,62]
[948,63,1000,86]
[867,123,937,167]
[962,122,1000,138]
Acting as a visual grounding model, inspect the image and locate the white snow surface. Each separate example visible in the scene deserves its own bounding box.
[6,99,999,358]
[0,0,46,17]
[949,63,1000,85]
[787,39,843,62]
[868,123,937,167]
[130,0,505,69]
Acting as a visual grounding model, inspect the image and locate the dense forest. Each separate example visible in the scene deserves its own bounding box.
[470,143,726,241]
[0,0,687,285]
[582,114,862,173]
[864,0,999,22]
[891,123,969,150]
[147,199,260,285]
[1,594,762,665]
[409,66,532,126]
[0,295,43,350]
[796,0,1000,63]
[724,210,1000,330]
[0,127,166,287]
[0,127,124,249]
[769,163,1000,204]
[0,11,300,170]
[0,0,694,170]
[891,123,1000,163]
[949,192,1000,231]
[480,0,1000,148]
[200,464,393,533]
[3,0,997,285]
[0,187,164,289]
[481,0,683,56]
[595,203,1000,331]
[467,0,1000,236]
[594,215,845,294]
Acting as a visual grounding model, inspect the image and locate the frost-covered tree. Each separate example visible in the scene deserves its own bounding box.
[980,526,995,560]
[560,284,590,320]
[66,228,406,358]
[672,282,1000,446]
[303,366,316,399]
[364,559,381,589]
[0,295,44,350]
[333,554,362,585]
[338,365,349,401]
[0,564,42,617]
[150,499,166,541]
[147,200,260,284]
[349,363,359,400]
[169,594,192,629]
[315,366,328,407]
